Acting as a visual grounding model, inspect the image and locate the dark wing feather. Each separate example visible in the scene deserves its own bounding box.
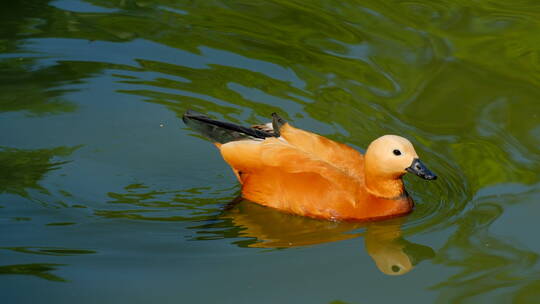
[183,110,277,143]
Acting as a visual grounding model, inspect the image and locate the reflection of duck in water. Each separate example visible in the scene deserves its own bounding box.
[364,220,434,275]
[220,200,434,275]
[184,111,436,221]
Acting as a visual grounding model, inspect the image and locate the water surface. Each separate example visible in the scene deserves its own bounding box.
[1,0,540,303]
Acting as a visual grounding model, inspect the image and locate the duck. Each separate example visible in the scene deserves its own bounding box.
[183,110,436,221]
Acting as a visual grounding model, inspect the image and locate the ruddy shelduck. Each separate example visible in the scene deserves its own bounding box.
[183,110,436,221]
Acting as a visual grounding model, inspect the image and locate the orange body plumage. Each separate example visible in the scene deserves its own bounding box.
[184,111,436,221]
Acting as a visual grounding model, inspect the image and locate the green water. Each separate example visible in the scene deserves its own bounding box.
[1,0,540,303]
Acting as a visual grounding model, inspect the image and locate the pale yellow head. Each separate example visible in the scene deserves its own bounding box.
[365,135,436,180]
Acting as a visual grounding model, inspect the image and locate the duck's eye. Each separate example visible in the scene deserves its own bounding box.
[393,149,401,156]
[391,265,401,273]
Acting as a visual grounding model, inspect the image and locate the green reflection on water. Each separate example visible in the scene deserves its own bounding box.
[94,183,235,221]
[2,247,96,256]
[431,184,540,303]
[0,146,79,198]
[0,263,66,282]
[0,58,79,116]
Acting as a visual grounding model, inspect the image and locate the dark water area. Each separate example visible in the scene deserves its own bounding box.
[1,1,540,303]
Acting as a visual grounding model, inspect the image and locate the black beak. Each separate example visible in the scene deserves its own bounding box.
[406,158,437,180]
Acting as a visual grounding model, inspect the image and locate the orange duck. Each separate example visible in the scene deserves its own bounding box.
[183,110,437,221]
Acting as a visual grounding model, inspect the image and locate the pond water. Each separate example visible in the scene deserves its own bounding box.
[1,1,540,303]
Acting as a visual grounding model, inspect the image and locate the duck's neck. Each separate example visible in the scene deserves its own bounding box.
[365,173,405,199]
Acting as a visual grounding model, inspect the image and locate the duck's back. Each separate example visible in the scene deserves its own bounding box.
[278,124,365,180]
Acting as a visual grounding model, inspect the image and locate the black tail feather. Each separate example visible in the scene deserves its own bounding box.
[271,112,286,137]
[183,110,278,144]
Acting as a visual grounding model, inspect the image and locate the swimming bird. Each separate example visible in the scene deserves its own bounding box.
[183,110,436,221]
